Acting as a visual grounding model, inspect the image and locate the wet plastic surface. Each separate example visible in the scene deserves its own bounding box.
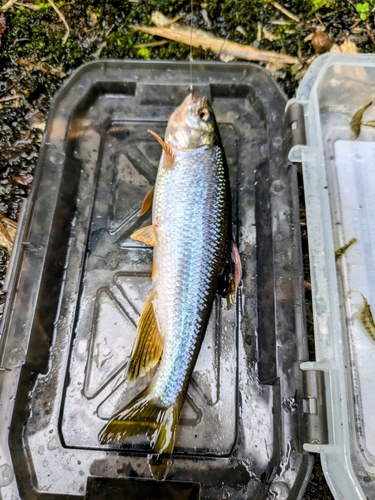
[288,53,375,500]
[0,61,311,499]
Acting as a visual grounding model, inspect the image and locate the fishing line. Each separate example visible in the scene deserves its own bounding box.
[190,0,193,92]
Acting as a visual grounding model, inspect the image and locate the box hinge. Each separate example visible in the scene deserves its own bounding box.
[302,369,329,446]
[285,101,306,150]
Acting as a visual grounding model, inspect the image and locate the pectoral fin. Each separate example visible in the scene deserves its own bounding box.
[139,186,155,216]
[218,241,242,309]
[130,224,159,246]
[127,291,163,383]
[148,130,174,170]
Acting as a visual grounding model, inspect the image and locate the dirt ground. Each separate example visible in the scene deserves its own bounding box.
[2,0,373,497]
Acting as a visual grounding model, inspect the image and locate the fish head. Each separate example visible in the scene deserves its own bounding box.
[165,93,217,150]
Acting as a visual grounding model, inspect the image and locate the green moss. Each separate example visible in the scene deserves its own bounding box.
[136,47,151,59]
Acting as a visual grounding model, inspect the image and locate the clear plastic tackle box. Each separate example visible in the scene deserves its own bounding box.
[0,55,373,499]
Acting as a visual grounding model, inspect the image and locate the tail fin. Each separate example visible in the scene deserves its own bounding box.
[98,386,180,480]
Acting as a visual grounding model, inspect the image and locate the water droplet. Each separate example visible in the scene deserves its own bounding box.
[0,464,14,487]
[47,435,59,451]
[50,151,65,165]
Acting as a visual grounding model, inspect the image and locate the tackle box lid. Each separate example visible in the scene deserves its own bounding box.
[288,52,375,500]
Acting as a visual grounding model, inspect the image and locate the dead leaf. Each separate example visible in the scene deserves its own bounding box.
[340,36,357,53]
[201,8,211,29]
[151,11,183,28]
[27,109,44,126]
[219,53,235,62]
[265,61,288,76]
[263,28,279,42]
[330,36,357,54]
[236,26,247,37]
[0,13,6,44]
[304,279,311,291]
[350,101,372,140]
[152,11,169,27]
[12,174,33,189]
[31,122,46,131]
[0,214,17,254]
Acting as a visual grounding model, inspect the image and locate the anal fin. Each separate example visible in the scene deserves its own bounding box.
[127,290,163,383]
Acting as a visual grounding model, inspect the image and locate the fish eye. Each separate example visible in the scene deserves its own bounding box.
[199,108,212,122]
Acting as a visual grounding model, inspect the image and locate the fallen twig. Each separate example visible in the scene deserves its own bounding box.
[366,19,375,46]
[350,19,362,30]
[47,0,70,44]
[15,2,40,9]
[134,40,169,48]
[270,19,292,25]
[273,2,300,22]
[18,58,66,77]
[0,94,19,103]
[0,0,17,11]
[131,24,299,64]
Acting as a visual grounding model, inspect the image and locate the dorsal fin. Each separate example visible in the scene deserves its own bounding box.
[148,129,175,170]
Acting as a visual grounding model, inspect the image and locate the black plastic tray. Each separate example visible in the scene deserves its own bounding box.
[0,61,311,499]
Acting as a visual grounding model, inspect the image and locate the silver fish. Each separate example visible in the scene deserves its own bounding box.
[99,92,241,480]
